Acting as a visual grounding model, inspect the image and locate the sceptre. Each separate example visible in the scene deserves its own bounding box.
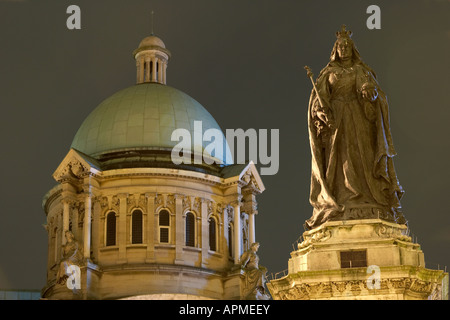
[304,66,334,129]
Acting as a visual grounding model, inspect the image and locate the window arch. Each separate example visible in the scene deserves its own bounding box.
[106,212,116,246]
[209,217,217,252]
[185,212,196,247]
[159,209,170,244]
[131,210,143,244]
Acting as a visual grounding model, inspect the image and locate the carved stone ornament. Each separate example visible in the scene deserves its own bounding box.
[239,242,271,300]
[166,194,175,209]
[100,196,108,209]
[207,200,214,215]
[111,196,120,211]
[216,202,223,215]
[273,276,444,300]
[155,194,163,207]
[241,169,261,193]
[375,224,411,242]
[70,160,88,177]
[193,197,202,211]
[56,159,90,182]
[77,201,85,216]
[227,206,234,223]
[127,195,137,211]
[242,170,252,185]
[55,231,84,290]
[138,194,147,208]
[298,227,332,249]
[182,196,191,211]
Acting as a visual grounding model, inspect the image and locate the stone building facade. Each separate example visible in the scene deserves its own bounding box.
[41,34,265,300]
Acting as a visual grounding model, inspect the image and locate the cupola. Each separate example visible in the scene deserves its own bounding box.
[132,35,171,84]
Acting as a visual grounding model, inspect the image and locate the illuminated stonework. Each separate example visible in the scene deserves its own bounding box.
[268,25,448,300]
[41,33,266,300]
[267,219,449,300]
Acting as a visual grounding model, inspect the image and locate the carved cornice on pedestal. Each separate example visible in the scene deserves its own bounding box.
[296,219,412,250]
[272,274,446,300]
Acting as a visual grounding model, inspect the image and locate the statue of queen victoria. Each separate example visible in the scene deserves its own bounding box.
[304,25,406,230]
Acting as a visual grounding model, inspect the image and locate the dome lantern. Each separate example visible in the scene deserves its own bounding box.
[133,35,171,85]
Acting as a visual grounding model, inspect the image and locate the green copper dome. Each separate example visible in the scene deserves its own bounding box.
[71,83,230,164]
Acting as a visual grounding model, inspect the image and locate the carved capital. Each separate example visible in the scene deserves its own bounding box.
[182,196,191,211]
[155,194,163,207]
[111,195,120,211]
[138,194,148,208]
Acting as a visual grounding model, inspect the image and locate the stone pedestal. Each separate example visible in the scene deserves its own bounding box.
[267,219,448,300]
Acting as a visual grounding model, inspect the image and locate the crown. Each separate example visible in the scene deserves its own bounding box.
[336,24,353,39]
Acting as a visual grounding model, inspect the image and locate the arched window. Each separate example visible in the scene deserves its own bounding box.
[209,217,217,252]
[131,210,143,244]
[159,210,170,243]
[185,212,195,247]
[106,212,116,246]
[228,223,233,258]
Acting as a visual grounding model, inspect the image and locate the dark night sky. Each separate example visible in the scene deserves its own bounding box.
[0,0,449,291]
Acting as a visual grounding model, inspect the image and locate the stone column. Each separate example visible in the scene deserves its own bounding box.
[55,215,61,263]
[91,199,101,263]
[71,203,79,241]
[174,194,184,265]
[158,59,163,83]
[140,57,145,83]
[201,198,209,267]
[217,207,223,254]
[242,189,257,246]
[163,64,167,84]
[136,60,140,83]
[146,192,156,263]
[117,193,128,263]
[233,201,241,264]
[83,191,92,260]
[145,57,151,82]
[62,199,70,244]
[222,204,230,261]
[249,212,255,245]
[152,58,158,82]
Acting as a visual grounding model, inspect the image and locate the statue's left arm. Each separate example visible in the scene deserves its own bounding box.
[357,67,379,102]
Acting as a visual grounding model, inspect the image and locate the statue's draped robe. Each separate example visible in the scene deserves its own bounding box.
[239,250,267,299]
[306,60,405,229]
[56,240,84,284]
